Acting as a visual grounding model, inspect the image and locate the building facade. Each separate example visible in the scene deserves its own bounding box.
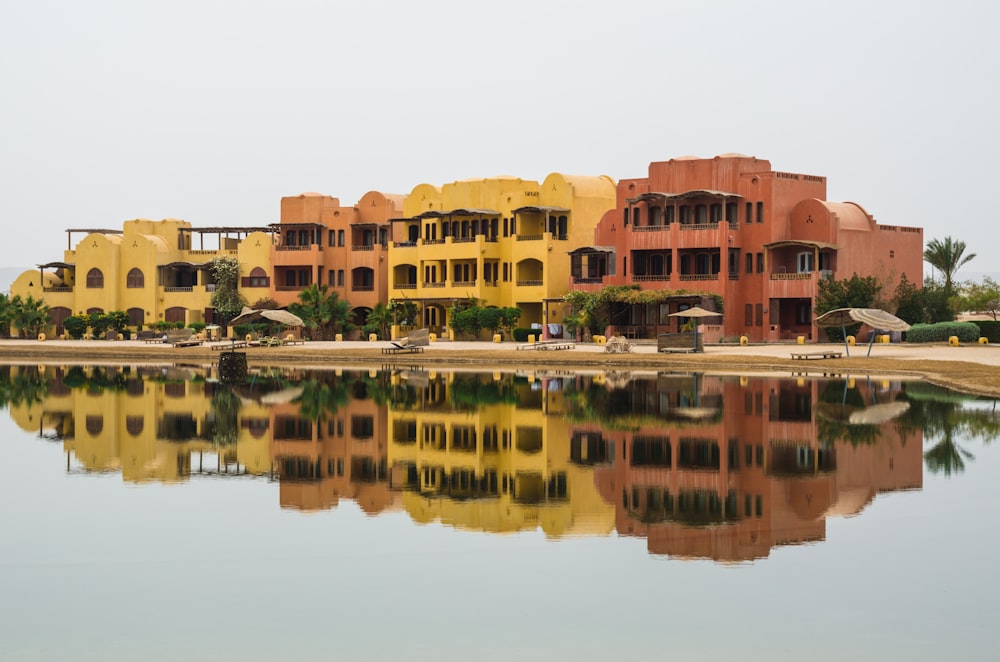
[11,219,273,336]
[571,154,923,342]
[387,173,616,338]
[271,191,405,330]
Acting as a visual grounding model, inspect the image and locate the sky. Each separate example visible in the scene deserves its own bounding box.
[2,0,998,288]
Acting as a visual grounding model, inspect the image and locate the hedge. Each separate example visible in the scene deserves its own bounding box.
[906,322,981,343]
[978,320,1000,343]
[512,328,531,342]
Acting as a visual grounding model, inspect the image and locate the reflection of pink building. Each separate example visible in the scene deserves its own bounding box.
[585,375,922,561]
[572,155,923,342]
[268,382,397,514]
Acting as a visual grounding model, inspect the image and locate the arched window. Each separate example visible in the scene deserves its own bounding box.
[86,268,104,288]
[126,268,144,288]
[85,415,104,436]
[126,416,144,437]
[248,267,268,287]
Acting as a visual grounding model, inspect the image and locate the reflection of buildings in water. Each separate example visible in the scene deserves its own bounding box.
[268,377,398,514]
[387,372,615,538]
[584,374,923,561]
[8,365,272,483]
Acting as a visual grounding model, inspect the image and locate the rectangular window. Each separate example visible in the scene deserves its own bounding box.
[726,202,736,223]
[745,303,753,326]
[623,208,629,226]
[745,202,752,224]
[756,253,764,273]
[745,253,753,274]
[328,270,336,286]
[755,303,763,326]
[756,202,764,223]
[337,270,344,286]
[328,230,336,246]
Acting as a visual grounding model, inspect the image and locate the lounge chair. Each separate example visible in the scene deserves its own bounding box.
[381,328,429,355]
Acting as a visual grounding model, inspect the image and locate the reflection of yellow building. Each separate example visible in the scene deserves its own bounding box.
[387,174,615,336]
[11,219,274,336]
[388,373,615,537]
[8,365,272,483]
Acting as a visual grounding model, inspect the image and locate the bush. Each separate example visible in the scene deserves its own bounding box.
[906,322,981,343]
[978,320,1000,343]
[189,321,206,333]
[63,315,89,339]
[512,327,531,342]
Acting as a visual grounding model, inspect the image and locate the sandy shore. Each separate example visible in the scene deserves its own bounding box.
[2,337,999,398]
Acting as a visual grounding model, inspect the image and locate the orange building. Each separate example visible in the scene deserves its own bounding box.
[271,192,405,331]
[572,154,924,342]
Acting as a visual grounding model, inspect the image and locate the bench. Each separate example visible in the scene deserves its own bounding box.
[791,351,843,360]
[382,344,424,355]
[210,340,247,351]
[173,338,204,348]
[282,338,305,346]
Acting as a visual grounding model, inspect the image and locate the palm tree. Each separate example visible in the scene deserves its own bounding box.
[10,295,50,339]
[924,236,976,293]
[288,284,353,340]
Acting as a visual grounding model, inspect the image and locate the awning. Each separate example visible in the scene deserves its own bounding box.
[512,206,570,214]
[764,240,839,250]
[162,261,210,269]
[415,208,500,219]
[627,190,741,204]
[567,245,615,256]
[37,261,74,269]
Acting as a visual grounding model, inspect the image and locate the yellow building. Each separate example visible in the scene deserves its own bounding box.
[387,174,615,337]
[11,219,274,336]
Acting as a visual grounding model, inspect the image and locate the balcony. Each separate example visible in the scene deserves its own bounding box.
[632,225,670,233]
[276,245,315,251]
[452,281,476,287]
[633,275,671,282]
[770,272,813,280]
[423,282,446,288]
[164,286,194,292]
[678,274,717,282]
[516,235,543,242]
[352,245,375,251]
[516,280,543,287]
[43,285,73,292]
[395,283,417,290]
[352,284,374,292]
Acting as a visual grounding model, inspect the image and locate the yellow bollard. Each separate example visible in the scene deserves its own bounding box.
[740,375,749,387]
[335,333,343,342]
[37,333,45,342]
[846,335,856,346]
[980,337,989,345]
[595,335,607,345]
[740,335,749,346]
[245,334,253,342]
[879,334,890,344]
[369,333,378,342]
[948,336,959,346]
[429,333,437,342]
[797,336,805,345]
[528,334,536,343]
[493,334,502,343]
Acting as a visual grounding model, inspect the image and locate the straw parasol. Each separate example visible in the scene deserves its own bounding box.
[228,306,304,328]
[814,308,910,357]
[668,306,721,351]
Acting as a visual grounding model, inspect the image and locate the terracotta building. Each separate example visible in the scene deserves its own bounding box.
[571,154,923,342]
[271,192,405,330]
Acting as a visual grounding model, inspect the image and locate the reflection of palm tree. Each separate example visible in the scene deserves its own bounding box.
[923,428,974,476]
[0,366,49,408]
[211,388,241,447]
[296,378,350,422]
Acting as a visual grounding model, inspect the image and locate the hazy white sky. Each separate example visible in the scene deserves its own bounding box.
[2,0,997,282]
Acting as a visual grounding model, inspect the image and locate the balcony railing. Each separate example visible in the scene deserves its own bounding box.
[680,223,723,231]
[516,235,543,241]
[423,239,445,245]
[163,286,194,292]
[770,272,813,280]
[452,237,475,244]
[395,283,417,290]
[276,285,306,292]
[678,274,717,281]
[423,282,445,288]
[632,274,671,282]
[483,280,498,287]
[351,284,374,291]
[572,277,604,284]
[395,241,417,248]
[276,245,315,251]
[516,280,543,286]
[452,281,476,287]
[352,245,374,251]
[632,225,670,232]
[43,286,73,292]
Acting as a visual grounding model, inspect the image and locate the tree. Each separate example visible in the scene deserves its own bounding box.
[892,274,927,324]
[0,293,14,339]
[956,276,1000,321]
[362,302,393,339]
[9,295,50,339]
[288,284,353,340]
[924,236,976,294]
[209,257,246,324]
[816,273,882,341]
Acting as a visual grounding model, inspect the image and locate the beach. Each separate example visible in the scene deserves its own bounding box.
[2,337,999,398]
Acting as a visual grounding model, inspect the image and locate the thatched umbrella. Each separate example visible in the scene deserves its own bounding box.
[668,306,721,352]
[228,306,304,328]
[814,308,910,357]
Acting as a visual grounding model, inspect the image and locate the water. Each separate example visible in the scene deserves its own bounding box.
[1,364,998,661]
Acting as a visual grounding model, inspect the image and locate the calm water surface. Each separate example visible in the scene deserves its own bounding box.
[1,363,998,661]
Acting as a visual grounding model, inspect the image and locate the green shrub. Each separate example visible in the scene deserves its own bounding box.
[189,321,207,333]
[906,322,981,343]
[63,315,89,339]
[978,320,1000,343]
[512,327,531,342]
